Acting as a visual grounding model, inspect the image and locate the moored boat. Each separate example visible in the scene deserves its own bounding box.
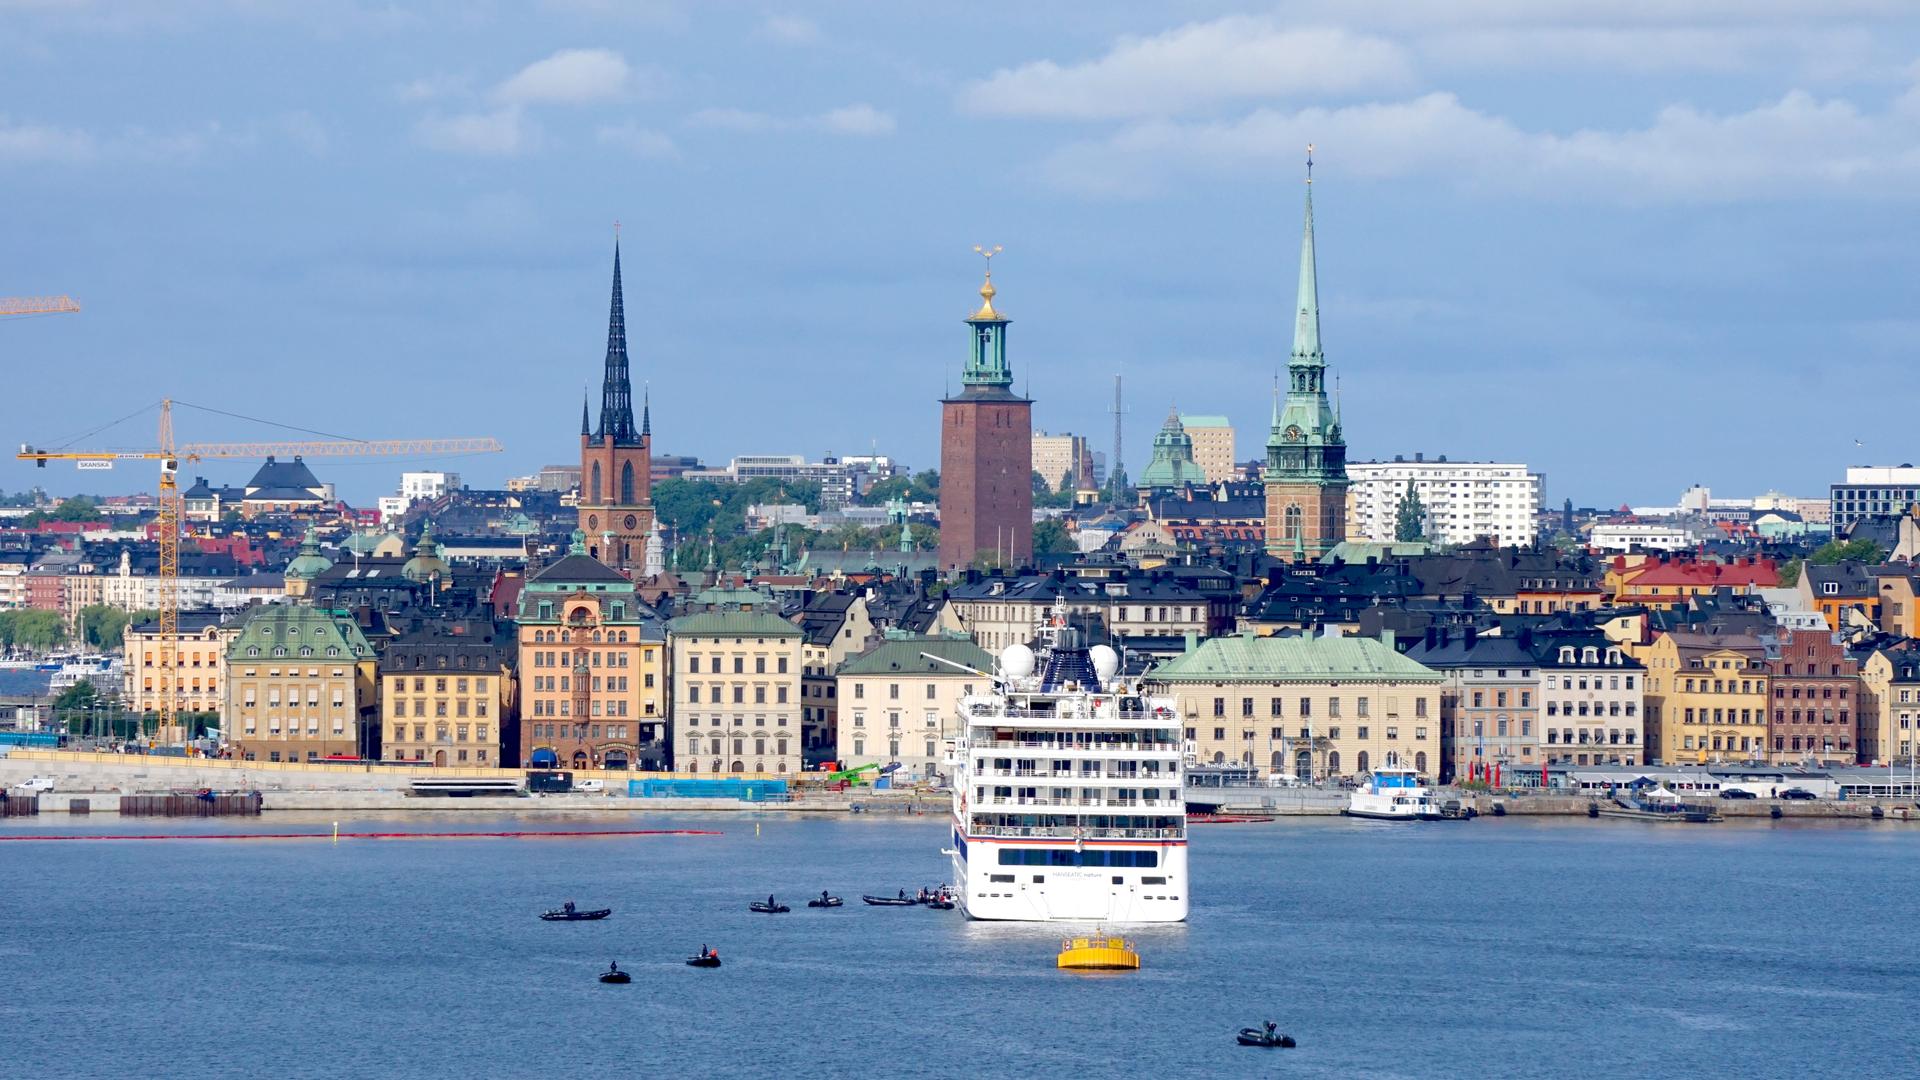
[685,952,722,968]
[806,893,843,908]
[749,900,790,914]
[1344,754,1435,820]
[862,894,918,906]
[1236,1025,1295,1048]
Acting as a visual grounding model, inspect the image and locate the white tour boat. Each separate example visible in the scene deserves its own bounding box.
[1344,754,1439,820]
[943,604,1188,923]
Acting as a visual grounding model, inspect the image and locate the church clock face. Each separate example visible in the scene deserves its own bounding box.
[1284,425,1303,442]
[588,514,599,530]
[624,514,638,529]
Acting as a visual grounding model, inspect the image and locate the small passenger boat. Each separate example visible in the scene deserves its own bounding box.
[685,951,722,968]
[862,894,918,907]
[1056,932,1140,971]
[598,963,631,984]
[924,896,955,910]
[1236,1026,1295,1048]
[541,907,612,921]
[806,893,844,908]
[748,900,790,914]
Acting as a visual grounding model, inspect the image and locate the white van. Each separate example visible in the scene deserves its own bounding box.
[574,779,606,794]
[17,776,56,793]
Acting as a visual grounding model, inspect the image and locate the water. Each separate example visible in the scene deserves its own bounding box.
[3,813,1917,1079]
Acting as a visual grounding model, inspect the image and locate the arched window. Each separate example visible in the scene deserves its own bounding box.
[620,461,635,505]
[1327,750,1341,776]
[1357,750,1370,776]
[589,462,602,505]
[1415,751,1428,775]
[1284,505,1303,540]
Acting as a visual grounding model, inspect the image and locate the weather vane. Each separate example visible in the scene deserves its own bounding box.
[1306,143,1315,185]
[973,243,1003,268]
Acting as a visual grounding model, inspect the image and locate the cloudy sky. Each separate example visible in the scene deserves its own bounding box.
[3,1,1918,507]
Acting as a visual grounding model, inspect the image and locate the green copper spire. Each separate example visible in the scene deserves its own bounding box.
[1265,148,1346,483]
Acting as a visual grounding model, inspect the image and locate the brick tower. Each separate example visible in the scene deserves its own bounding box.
[938,254,1032,573]
[1264,153,1349,562]
[579,239,654,571]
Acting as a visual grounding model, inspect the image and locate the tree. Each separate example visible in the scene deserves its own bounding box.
[1033,518,1075,557]
[0,609,67,652]
[1809,538,1885,565]
[54,680,98,711]
[1031,471,1074,510]
[862,470,938,506]
[1394,480,1427,542]
[1778,559,1803,588]
[80,605,153,649]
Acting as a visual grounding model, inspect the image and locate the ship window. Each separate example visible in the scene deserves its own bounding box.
[1143,876,1167,885]
[989,874,1014,883]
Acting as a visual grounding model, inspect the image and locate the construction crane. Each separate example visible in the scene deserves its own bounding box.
[18,399,504,743]
[0,296,81,317]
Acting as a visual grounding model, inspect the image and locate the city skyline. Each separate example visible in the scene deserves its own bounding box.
[5,2,1919,505]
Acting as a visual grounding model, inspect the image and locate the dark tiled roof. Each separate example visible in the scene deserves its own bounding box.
[530,553,629,585]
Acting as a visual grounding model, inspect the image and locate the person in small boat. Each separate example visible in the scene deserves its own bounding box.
[608,960,619,974]
[821,890,831,902]
[563,901,575,914]
[897,889,905,900]
[767,894,776,908]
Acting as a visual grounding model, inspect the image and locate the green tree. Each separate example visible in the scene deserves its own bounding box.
[0,609,67,652]
[864,469,939,506]
[1778,559,1803,588]
[54,680,98,711]
[1809,538,1885,565]
[1031,471,1074,510]
[1394,479,1427,542]
[1033,518,1075,557]
[80,605,154,649]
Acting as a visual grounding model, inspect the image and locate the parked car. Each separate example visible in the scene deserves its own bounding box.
[574,779,606,794]
[1718,788,1758,800]
[1779,788,1817,800]
[16,776,56,793]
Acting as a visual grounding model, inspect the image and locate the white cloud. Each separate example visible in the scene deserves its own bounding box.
[688,104,893,136]
[495,48,635,105]
[813,103,894,136]
[759,14,819,45]
[1038,87,1920,201]
[396,73,468,103]
[960,20,1412,120]
[596,122,679,159]
[416,107,537,155]
[0,117,97,162]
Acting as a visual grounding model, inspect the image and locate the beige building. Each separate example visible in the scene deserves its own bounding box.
[1150,631,1444,779]
[1637,631,1768,766]
[380,618,515,767]
[224,604,379,762]
[669,610,804,775]
[125,611,238,721]
[1179,415,1236,484]
[834,633,991,782]
[942,574,1233,653]
[1031,431,1094,492]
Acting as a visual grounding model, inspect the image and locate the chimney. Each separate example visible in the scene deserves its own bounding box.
[1381,628,1396,651]
[1464,625,1478,648]
[1183,630,1198,654]
[1414,452,1424,463]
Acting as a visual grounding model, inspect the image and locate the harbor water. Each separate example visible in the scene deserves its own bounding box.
[3,813,1916,1079]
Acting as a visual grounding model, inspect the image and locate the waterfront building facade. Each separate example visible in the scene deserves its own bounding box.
[379,618,514,767]
[224,605,378,762]
[1763,628,1858,766]
[942,573,1233,653]
[516,538,667,770]
[669,610,804,774]
[1149,631,1443,779]
[1532,634,1645,767]
[938,263,1033,572]
[1402,631,1542,781]
[125,611,237,721]
[1639,631,1769,765]
[833,633,991,781]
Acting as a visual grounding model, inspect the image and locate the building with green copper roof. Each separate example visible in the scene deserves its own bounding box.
[1149,629,1442,781]
[1137,407,1207,494]
[668,606,805,776]
[834,631,992,780]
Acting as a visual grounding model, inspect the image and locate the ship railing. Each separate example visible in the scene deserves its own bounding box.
[976,707,1176,722]
[968,739,1183,753]
[980,797,1181,810]
[966,824,1185,840]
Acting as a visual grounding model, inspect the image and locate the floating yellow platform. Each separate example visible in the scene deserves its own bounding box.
[1056,933,1140,971]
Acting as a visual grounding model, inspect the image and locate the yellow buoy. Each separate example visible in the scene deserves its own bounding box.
[1056,931,1140,971]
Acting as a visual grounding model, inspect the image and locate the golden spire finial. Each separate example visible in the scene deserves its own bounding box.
[971,244,1003,318]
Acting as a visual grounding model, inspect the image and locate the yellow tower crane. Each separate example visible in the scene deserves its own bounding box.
[18,399,504,743]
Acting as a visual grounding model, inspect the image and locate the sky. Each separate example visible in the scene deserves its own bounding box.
[3,0,1918,509]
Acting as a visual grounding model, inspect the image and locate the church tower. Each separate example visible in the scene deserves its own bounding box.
[1263,153,1349,561]
[579,238,655,571]
[938,249,1033,572]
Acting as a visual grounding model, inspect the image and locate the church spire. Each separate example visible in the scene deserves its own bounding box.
[580,387,590,437]
[596,235,638,443]
[1292,146,1323,369]
[641,384,651,438]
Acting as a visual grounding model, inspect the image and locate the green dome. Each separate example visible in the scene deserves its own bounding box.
[285,527,334,580]
[1137,406,1205,490]
[402,522,449,584]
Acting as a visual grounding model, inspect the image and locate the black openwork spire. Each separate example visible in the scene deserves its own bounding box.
[596,239,638,443]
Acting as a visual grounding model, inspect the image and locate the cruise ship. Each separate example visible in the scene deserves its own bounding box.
[945,605,1188,923]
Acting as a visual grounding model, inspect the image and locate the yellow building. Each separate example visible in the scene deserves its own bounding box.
[1639,631,1768,765]
[124,611,237,722]
[834,633,991,781]
[224,604,379,762]
[668,609,804,775]
[379,618,515,767]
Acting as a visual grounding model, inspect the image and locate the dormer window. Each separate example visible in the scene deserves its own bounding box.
[1822,583,1839,596]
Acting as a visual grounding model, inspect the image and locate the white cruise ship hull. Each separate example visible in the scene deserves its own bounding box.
[951,828,1189,923]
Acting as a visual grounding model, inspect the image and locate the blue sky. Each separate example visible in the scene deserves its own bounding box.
[3,1,1918,508]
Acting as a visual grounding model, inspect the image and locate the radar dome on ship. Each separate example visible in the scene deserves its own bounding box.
[999,643,1036,679]
[1089,644,1120,683]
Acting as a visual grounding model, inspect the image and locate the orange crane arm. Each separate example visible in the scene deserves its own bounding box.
[180,437,503,460]
[0,296,81,316]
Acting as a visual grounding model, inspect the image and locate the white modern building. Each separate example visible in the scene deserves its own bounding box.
[1830,465,1920,529]
[1346,457,1543,549]
[683,454,900,509]
[400,471,462,501]
[1587,522,1696,553]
